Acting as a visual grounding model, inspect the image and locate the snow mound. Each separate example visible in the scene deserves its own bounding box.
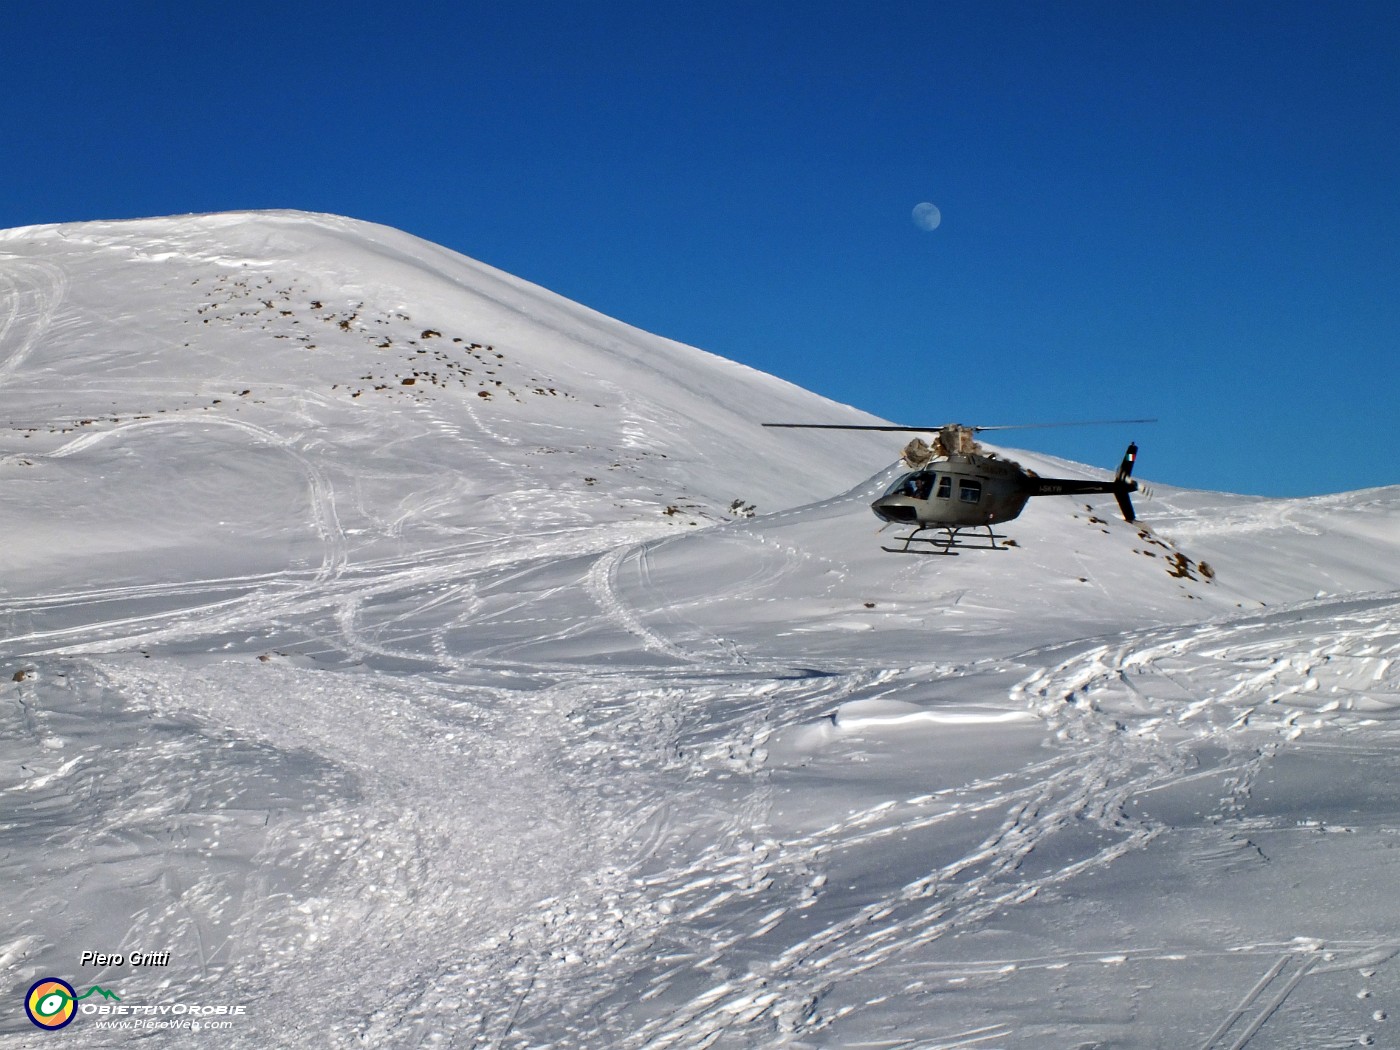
[833,697,1033,729]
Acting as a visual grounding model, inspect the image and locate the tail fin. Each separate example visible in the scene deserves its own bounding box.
[1113,443,1139,522]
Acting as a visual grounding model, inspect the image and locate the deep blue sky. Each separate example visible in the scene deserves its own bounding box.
[4,2,1397,496]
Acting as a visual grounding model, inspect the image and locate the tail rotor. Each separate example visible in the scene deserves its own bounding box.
[1113,443,1140,523]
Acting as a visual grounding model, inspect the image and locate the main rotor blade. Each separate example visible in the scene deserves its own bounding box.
[970,418,1157,432]
[763,419,1156,433]
[761,423,939,431]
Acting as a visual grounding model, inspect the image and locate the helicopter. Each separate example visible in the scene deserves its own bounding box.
[762,420,1150,555]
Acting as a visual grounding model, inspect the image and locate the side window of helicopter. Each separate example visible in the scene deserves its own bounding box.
[958,479,982,504]
[936,475,952,499]
[912,472,934,500]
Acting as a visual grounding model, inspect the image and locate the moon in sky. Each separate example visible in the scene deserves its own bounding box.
[911,202,942,231]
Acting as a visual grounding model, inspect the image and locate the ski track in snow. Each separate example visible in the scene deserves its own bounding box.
[620,693,1178,1048]
[42,414,349,582]
[1017,592,1400,738]
[0,255,67,388]
[612,594,1400,1048]
[587,545,701,666]
[1000,594,1400,1050]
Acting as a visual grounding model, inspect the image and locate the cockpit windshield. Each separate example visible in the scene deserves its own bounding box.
[883,471,936,500]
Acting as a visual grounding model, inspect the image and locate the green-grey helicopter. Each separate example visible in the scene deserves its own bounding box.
[762,420,1149,555]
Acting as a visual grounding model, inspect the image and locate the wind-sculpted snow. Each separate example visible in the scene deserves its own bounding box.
[1020,594,1400,738]
[1,212,1399,1048]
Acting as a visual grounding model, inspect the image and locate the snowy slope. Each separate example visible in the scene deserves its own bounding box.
[1,212,1398,1049]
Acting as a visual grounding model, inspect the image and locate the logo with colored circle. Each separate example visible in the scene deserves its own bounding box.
[25,978,77,1030]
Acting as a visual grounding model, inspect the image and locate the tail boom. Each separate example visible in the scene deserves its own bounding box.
[1023,443,1140,522]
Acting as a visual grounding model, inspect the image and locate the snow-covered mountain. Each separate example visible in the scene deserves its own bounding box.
[2,211,1397,1048]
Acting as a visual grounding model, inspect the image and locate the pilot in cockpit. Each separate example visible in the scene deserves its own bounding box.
[899,472,935,500]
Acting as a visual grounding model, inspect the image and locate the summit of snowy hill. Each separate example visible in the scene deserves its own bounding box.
[0,210,886,505]
[2,212,1399,1049]
[0,210,895,592]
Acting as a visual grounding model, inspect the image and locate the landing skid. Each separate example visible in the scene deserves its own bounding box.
[881,524,1009,555]
[882,543,958,556]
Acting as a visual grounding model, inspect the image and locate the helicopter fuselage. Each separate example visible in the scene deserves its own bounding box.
[871,446,1139,531]
[871,455,1031,529]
